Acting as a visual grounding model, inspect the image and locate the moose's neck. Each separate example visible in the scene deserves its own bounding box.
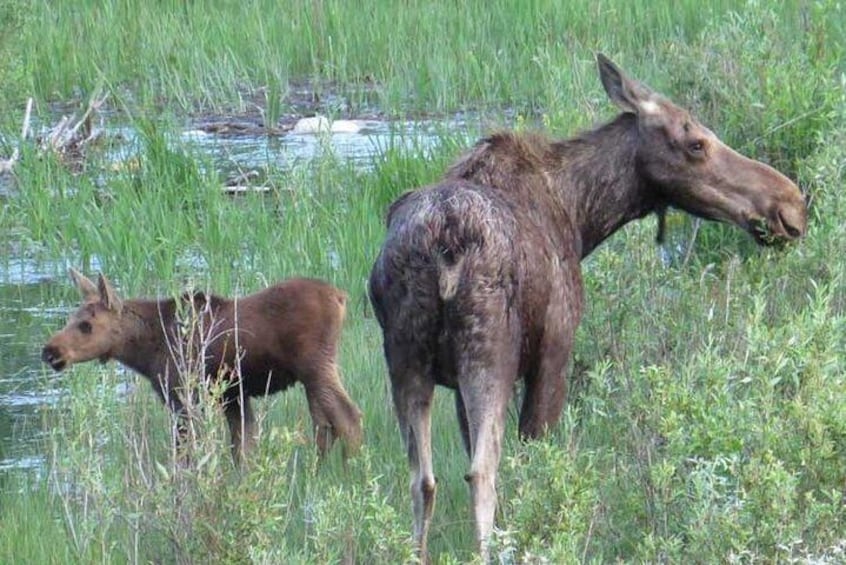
[112,298,178,381]
[553,113,657,258]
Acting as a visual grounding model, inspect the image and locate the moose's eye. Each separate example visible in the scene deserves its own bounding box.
[78,321,92,334]
[687,140,706,155]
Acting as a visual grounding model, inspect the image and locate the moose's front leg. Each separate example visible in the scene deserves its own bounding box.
[149,374,195,460]
[224,396,256,465]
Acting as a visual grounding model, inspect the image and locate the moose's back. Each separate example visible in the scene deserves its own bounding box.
[196,278,348,397]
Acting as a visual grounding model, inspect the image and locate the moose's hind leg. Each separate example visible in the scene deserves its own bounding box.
[385,335,437,561]
[459,365,516,561]
[455,392,471,457]
[303,365,363,458]
[302,382,336,457]
[451,287,521,561]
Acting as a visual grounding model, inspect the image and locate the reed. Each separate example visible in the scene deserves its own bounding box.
[7,0,815,116]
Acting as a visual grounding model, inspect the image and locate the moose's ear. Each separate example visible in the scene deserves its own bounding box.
[596,53,659,115]
[97,273,124,314]
[69,268,99,300]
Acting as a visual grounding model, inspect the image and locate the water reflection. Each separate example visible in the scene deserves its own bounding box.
[0,275,66,481]
[100,115,474,185]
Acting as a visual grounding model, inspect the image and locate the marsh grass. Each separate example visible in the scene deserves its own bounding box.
[1,1,846,563]
[4,0,812,117]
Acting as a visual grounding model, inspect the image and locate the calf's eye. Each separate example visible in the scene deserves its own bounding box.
[78,321,92,334]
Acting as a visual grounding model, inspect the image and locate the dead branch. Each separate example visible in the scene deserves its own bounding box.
[37,92,109,169]
[2,93,109,175]
[0,97,33,174]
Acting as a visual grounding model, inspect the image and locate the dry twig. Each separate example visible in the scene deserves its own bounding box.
[1,93,109,176]
[0,97,33,174]
[39,93,109,163]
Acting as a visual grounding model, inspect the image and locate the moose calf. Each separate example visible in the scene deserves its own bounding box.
[42,269,363,462]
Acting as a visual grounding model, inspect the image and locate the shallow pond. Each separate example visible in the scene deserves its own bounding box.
[0,262,64,478]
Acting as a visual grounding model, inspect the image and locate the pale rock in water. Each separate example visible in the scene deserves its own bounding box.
[291,115,362,134]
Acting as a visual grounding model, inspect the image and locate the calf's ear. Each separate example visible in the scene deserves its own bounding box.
[97,273,124,314]
[69,268,100,301]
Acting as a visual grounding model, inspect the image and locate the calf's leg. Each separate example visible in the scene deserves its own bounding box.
[303,364,363,458]
[152,378,193,460]
[303,382,334,456]
[224,396,256,464]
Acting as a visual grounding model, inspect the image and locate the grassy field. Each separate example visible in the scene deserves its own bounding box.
[1,0,845,563]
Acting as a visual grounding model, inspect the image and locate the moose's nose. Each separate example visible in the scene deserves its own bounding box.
[41,345,66,372]
[776,201,807,239]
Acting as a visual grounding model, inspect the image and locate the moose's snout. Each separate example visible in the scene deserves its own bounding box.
[746,169,808,245]
[767,166,808,241]
[775,201,807,240]
[41,344,67,372]
[755,197,807,246]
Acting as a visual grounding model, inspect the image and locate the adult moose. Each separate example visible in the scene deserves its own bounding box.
[43,270,363,462]
[368,54,807,561]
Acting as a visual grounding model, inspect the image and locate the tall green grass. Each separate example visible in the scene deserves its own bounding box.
[1,1,845,562]
[3,0,825,117]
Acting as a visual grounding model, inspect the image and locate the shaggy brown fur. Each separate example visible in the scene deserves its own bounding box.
[43,270,363,462]
[368,54,806,561]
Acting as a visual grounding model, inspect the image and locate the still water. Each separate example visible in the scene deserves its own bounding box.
[0,261,65,477]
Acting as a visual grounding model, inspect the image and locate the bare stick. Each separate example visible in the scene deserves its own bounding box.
[21,97,33,140]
